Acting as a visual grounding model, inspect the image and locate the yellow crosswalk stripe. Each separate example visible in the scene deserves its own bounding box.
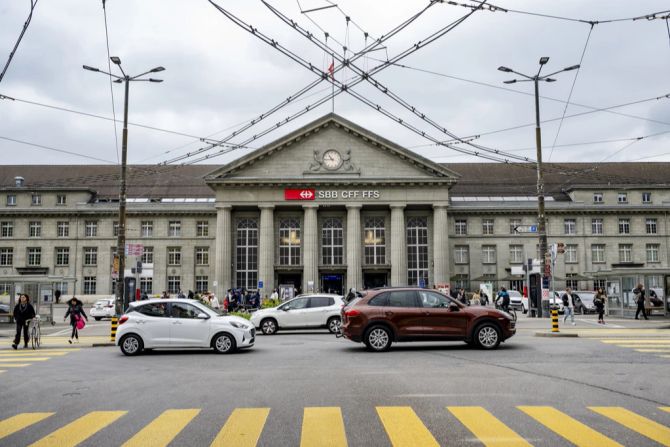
[300,407,348,447]
[122,409,200,447]
[0,413,54,440]
[518,406,623,447]
[210,408,270,447]
[610,344,670,348]
[0,363,30,367]
[448,406,532,447]
[590,406,670,446]
[376,407,439,447]
[600,339,670,344]
[0,357,50,362]
[0,352,70,356]
[29,411,127,447]
[635,349,670,353]
[661,407,670,413]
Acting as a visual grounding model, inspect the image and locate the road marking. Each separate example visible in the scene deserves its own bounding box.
[518,406,623,447]
[0,363,30,367]
[634,349,670,353]
[661,407,670,413]
[0,413,54,440]
[376,406,439,447]
[576,319,625,328]
[0,351,70,356]
[29,411,127,447]
[608,344,670,348]
[0,357,50,362]
[448,406,532,447]
[590,407,670,447]
[122,409,200,447]
[210,408,270,447]
[300,407,347,447]
[599,339,670,344]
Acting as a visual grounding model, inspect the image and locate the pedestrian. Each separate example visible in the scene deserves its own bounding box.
[141,292,149,300]
[188,290,195,299]
[594,287,606,324]
[496,287,510,312]
[345,288,356,303]
[562,288,576,325]
[64,297,88,344]
[633,283,648,320]
[210,293,220,310]
[643,286,652,318]
[54,289,61,304]
[12,294,35,350]
[177,290,186,299]
[480,291,489,306]
[457,288,469,305]
[471,290,481,306]
[161,291,169,299]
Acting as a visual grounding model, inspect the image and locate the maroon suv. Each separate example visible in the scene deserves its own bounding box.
[341,288,515,351]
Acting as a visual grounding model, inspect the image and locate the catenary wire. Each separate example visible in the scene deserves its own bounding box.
[101,0,120,164]
[0,0,39,84]
[0,135,116,164]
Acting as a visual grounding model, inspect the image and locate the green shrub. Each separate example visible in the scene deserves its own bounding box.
[262,298,281,309]
[228,311,252,320]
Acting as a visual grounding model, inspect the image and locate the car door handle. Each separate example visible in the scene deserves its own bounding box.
[385,311,394,316]
[172,321,182,325]
[136,320,146,324]
[423,312,431,316]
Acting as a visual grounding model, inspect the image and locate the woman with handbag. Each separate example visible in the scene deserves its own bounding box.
[64,297,88,343]
[633,284,648,320]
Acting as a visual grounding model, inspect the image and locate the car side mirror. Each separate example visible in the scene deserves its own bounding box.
[197,313,210,319]
[449,304,460,312]
[281,307,289,311]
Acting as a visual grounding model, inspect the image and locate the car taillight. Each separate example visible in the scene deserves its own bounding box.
[344,309,360,317]
[118,315,129,325]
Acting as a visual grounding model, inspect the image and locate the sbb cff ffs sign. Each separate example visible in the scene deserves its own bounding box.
[284,189,315,200]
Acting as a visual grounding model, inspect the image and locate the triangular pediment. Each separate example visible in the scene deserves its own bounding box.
[205,114,460,185]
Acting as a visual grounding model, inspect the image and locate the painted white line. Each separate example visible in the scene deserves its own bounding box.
[47,323,108,336]
[575,319,625,329]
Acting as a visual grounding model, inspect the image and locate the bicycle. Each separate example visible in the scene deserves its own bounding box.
[28,315,41,349]
[495,302,517,321]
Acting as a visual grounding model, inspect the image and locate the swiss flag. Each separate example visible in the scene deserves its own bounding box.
[327,61,334,79]
[285,189,315,200]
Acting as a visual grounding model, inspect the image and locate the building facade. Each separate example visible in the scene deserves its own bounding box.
[1,114,669,307]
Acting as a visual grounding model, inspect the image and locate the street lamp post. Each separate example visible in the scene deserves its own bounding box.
[498,57,579,318]
[83,57,164,315]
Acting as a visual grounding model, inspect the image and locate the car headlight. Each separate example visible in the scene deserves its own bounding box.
[230,321,250,329]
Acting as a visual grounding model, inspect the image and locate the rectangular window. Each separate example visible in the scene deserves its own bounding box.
[593,192,603,203]
[141,246,154,264]
[565,244,578,263]
[452,273,469,291]
[167,247,181,266]
[1,221,13,238]
[0,248,13,266]
[279,218,301,266]
[55,247,69,266]
[57,221,69,238]
[29,221,41,238]
[618,244,632,263]
[564,219,576,235]
[642,192,651,204]
[509,245,523,264]
[646,244,660,263]
[482,245,497,264]
[593,279,606,291]
[407,217,429,286]
[321,218,344,265]
[454,219,467,236]
[364,217,386,265]
[84,247,98,266]
[195,275,209,292]
[85,221,97,237]
[140,277,153,295]
[236,219,259,288]
[618,218,630,234]
[509,219,521,235]
[0,282,11,295]
[196,221,209,237]
[113,221,119,237]
[591,218,603,235]
[31,194,41,206]
[482,219,494,235]
[83,276,97,295]
[617,192,628,204]
[566,273,579,290]
[27,247,41,266]
[168,221,181,237]
[195,247,209,265]
[141,221,153,237]
[591,244,605,263]
[56,194,66,205]
[454,245,469,264]
[167,276,181,294]
[645,218,657,234]
[6,195,16,206]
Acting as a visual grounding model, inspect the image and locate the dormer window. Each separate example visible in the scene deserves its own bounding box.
[31,194,42,206]
[593,192,603,203]
[617,192,627,204]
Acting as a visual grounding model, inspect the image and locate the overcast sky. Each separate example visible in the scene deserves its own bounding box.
[1,0,670,166]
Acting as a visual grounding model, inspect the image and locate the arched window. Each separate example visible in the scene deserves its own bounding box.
[407,217,428,287]
[279,218,301,266]
[236,219,258,289]
[322,218,343,265]
[364,217,385,265]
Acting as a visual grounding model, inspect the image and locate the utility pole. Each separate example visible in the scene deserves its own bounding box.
[498,57,580,318]
[83,57,164,315]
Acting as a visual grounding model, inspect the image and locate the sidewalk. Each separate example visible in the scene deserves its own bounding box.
[515,313,670,337]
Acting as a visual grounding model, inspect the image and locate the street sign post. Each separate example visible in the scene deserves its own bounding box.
[514,225,538,234]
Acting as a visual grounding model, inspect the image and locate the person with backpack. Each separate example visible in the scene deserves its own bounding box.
[64,297,88,344]
[496,287,510,312]
[633,283,648,320]
[594,287,606,324]
[562,288,576,325]
[12,294,36,350]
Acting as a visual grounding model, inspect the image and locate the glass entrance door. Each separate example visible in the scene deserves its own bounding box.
[363,272,388,289]
[321,274,343,295]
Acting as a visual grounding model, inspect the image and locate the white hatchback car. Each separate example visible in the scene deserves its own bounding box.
[90,298,116,320]
[116,299,255,356]
[250,294,344,335]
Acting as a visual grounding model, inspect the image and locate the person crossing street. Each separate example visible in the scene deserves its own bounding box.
[64,297,88,344]
[11,294,35,350]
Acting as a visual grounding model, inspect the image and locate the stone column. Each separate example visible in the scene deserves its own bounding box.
[390,204,407,286]
[302,204,319,293]
[433,205,449,286]
[214,205,232,298]
[346,204,362,292]
[258,205,275,298]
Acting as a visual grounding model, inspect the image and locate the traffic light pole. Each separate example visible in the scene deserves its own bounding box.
[534,78,548,319]
[115,76,129,316]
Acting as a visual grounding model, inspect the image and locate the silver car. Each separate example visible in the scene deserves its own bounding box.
[250,294,344,335]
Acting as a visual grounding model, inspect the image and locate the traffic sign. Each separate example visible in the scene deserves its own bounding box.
[514,225,538,234]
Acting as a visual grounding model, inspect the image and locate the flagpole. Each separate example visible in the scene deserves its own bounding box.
[331,55,335,113]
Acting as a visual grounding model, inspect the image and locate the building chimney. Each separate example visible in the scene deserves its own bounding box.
[15,176,25,187]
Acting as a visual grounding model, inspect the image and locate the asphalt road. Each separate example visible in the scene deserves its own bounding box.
[1,321,670,446]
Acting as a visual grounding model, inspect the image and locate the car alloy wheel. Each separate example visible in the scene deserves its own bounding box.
[120,335,142,356]
[476,324,500,349]
[328,317,341,334]
[213,333,235,354]
[366,327,391,351]
[261,319,277,335]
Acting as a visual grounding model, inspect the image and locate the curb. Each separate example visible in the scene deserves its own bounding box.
[534,332,579,338]
[92,343,115,348]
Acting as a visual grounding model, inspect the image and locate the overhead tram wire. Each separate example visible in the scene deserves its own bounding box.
[159,0,439,166]
[101,0,120,163]
[0,0,39,84]
[262,0,538,164]
[547,23,594,162]
[0,135,116,164]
